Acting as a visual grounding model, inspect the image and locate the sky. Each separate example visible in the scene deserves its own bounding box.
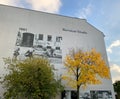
[0,0,120,83]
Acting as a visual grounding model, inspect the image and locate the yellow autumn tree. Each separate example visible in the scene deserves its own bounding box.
[62,49,110,99]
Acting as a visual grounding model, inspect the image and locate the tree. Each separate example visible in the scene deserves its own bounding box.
[62,49,110,99]
[113,80,120,99]
[1,57,63,99]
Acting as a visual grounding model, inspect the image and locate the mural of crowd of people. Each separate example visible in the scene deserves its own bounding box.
[90,90,112,99]
[13,29,62,63]
[61,90,112,99]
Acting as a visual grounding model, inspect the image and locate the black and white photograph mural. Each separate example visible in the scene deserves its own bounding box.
[13,28,62,63]
[90,90,112,99]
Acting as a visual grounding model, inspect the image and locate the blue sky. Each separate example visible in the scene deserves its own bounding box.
[0,0,120,83]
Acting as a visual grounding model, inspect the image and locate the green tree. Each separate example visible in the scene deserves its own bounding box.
[1,57,63,99]
[113,80,120,99]
[62,49,110,99]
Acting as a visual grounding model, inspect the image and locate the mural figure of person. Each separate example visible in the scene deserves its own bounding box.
[25,49,34,58]
[84,93,90,99]
[13,48,20,59]
[50,48,54,57]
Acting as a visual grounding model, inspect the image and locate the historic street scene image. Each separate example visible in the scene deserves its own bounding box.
[13,29,62,63]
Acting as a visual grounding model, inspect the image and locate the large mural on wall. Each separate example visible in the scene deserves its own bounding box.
[13,28,62,64]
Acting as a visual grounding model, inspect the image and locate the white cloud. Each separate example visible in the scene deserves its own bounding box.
[0,0,17,5]
[107,40,120,53]
[107,48,112,53]
[26,0,62,13]
[110,64,120,83]
[110,64,120,73]
[79,4,93,19]
[0,0,62,13]
[112,76,120,83]
[110,40,120,48]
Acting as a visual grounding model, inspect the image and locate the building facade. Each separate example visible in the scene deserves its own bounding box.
[0,4,115,99]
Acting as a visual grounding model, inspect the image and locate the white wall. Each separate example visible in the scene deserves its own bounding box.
[0,4,115,99]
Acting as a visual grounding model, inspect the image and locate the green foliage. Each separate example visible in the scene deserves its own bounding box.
[113,80,120,99]
[113,80,120,93]
[1,57,63,99]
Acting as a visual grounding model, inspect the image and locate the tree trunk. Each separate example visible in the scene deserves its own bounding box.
[76,67,80,99]
[77,85,80,99]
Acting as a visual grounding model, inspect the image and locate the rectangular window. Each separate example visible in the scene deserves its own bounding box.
[56,47,60,50]
[21,33,34,47]
[56,36,62,42]
[47,35,52,41]
[38,34,43,40]
[47,46,51,49]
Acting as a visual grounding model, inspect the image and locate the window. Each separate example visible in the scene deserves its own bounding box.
[38,34,43,40]
[56,36,62,42]
[56,47,60,50]
[37,45,43,48]
[47,35,52,41]
[21,33,34,47]
[47,46,51,49]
